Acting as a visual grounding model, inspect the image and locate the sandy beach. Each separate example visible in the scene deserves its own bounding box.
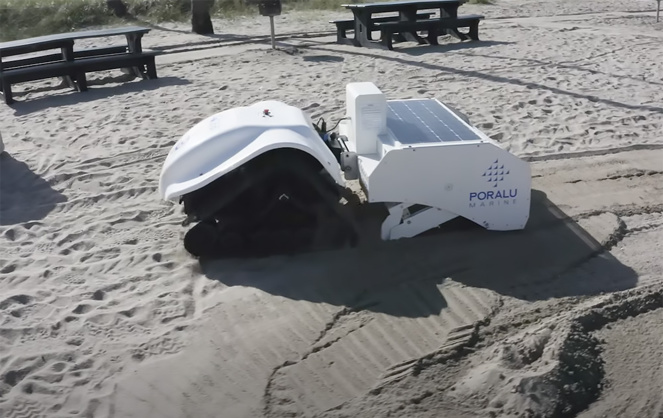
[1,0,663,416]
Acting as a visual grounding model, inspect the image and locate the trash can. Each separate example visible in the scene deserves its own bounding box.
[255,0,281,49]
[258,0,281,16]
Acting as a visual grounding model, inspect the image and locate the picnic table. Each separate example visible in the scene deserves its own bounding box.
[331,0,484,50]
[0,26,158,105]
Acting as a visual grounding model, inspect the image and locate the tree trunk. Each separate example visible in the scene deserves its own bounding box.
[106,0,128,17]
[191,0,215,35]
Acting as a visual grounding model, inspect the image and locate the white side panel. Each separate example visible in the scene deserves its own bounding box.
[367,142,532,231]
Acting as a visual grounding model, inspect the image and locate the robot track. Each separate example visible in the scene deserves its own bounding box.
[179,149,359,259]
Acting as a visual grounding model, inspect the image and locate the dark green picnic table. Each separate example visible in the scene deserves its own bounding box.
[0,26,156,105]
[336,0,483,50]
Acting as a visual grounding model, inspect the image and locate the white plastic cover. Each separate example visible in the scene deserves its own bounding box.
[159,100,345,201]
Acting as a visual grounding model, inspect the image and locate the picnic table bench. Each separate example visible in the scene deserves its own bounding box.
[0,26,158,105]
[335,0,484,50]
[331,11,434,44]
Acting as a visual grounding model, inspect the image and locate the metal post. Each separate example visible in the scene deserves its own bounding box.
[658,0,661,22]
[258,0,281,48]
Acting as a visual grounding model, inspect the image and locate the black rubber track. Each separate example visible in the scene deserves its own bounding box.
[181,151,358,259]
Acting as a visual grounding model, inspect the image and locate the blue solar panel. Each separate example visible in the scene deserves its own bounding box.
[386,99,480,145]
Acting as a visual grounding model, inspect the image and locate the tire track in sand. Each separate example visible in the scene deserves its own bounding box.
[264,281,500,416]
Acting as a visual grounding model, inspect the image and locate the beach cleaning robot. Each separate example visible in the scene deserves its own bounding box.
[158,82,532,258]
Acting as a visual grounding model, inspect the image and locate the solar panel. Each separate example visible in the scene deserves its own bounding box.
[386,99,480,145]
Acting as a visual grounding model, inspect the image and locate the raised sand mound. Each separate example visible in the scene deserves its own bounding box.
[322,288,663,418]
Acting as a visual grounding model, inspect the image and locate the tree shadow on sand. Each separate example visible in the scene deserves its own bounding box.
[306,44,663,115]
[0,152,67,225]
[200,189,638,318]
[302,54,345,63]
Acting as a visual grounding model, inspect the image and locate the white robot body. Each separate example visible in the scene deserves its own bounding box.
[158,83,532,258]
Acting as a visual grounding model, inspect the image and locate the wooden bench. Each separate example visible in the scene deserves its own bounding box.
[331,11,433,43]
[73,51,158,92]
[2,45,128,70]
[1,61,83,103]
[0,51,158,104]
[374,13,484,50]
[0,26,155,105]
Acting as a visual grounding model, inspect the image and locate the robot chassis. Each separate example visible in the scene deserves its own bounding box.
[158,82,532,258]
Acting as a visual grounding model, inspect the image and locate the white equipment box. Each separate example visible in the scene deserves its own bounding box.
[338,82,531,240]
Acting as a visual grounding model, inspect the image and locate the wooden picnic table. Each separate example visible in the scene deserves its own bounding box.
[0,26,150,65]
[337,0,483,50]
[0,26,157,105]
[343,0,462,16]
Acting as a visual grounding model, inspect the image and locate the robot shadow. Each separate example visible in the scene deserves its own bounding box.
[200,189,638,317]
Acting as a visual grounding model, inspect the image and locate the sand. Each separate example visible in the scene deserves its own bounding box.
[1,0,663,416]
